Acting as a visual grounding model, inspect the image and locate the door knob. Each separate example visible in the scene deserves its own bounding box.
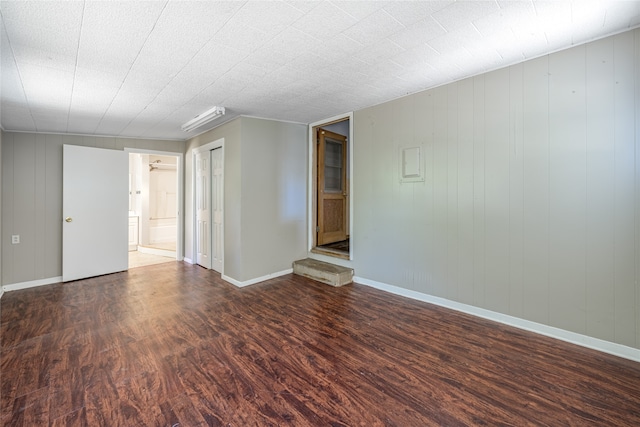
[65,217,73,223]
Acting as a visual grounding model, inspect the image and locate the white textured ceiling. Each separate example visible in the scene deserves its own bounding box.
[1,1,639,141]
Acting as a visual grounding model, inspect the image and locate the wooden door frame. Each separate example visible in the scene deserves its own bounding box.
[191,138,224,274]
[125,147,184,262]
[308,112,353,260]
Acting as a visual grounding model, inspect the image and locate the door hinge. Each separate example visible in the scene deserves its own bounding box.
[316,226,320,232]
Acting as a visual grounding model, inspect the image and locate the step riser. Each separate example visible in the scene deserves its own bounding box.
[292,259,353,287]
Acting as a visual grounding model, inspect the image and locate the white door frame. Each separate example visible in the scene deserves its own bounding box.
[124,148,184,261]
[308,112,354,259]
[192,138,224,274]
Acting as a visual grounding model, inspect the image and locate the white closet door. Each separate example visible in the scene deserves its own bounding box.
[195,150,211,269]
[211,148,223,272]
[63,145,128,282]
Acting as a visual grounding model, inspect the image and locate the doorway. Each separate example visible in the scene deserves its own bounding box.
[310,115,352,259]
[127,150,183,268]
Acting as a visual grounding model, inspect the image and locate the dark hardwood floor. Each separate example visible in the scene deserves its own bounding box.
[2,262,640,426]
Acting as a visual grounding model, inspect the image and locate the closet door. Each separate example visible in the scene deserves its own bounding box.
[211,148,223,272]
[63,145,128,282]
[195,150,211,269]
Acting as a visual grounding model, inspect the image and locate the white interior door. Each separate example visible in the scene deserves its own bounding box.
[211,148,223,272]
[63,145,128,282]
[195,150,211,268]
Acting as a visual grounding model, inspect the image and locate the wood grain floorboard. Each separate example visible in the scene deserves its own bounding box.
[1,262,640,426]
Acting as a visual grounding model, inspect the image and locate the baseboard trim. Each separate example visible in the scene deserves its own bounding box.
[183,257,194,264]
[223,268,293,288]
[3,276,63,293]
[355,276,640,363]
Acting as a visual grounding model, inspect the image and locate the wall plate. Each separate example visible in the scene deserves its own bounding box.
[399,145,424,183]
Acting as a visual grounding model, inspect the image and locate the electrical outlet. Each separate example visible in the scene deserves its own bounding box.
[12,235,20,244]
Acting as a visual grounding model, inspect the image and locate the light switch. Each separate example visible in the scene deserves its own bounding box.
[12,235,20,244]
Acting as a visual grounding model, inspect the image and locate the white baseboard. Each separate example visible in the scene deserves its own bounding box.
[183,257,194,264]
[0,287,4,299]
[2,276,63,293]
[355,276,640,363]
[223,268,293,288]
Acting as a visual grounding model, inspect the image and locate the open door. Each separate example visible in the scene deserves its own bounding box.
[317,128,347,245]
[63,145,128,282]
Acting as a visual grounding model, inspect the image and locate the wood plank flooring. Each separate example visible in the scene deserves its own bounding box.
[2,262,640,426]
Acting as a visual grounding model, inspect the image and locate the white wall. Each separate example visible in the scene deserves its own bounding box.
[1,132,184,285]
[239,117,308,281]
[351,29,640,350]
[184,117,307,284]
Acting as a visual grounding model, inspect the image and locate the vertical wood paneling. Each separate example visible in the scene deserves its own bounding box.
[548,46,588,334]
[45,135,63,279]
[62,135,84,147]
[356,102,383,283]
[84,136,97,147]
[370,101,397,285]
[483,68,511,314]
[2,134,15,284]
[636,29,640,350]
[457,78,475,305]
[13,133,37,283]
[522,56,550,325]
[115,138,127,150]
[34,134,47,279]
[353,28,639,350]
[0,131,2,286]
[400,95,424,292]
[96,137,116,150]
[585,37,616,341]
[381,101,401,285]
[432,86,449,298]
[353,110,375,279]
[392,96,415,289]
[509,63,525,318]
[414,91,435,294]
[472,74,486,307]
[1,132,184,285]
[612,31,637,347]
[447,84,459,301]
